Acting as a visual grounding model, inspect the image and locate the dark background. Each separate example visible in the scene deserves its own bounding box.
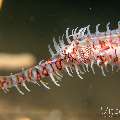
[0,0,119,120]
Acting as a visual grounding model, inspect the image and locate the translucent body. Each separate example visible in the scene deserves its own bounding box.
[0,21,120,95]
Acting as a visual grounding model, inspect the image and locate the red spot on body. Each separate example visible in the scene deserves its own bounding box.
[55,58,62,70]
[99,40,110,51]
[109,55,112,60]
[28,68,33,80]
[15,74,23,84]
[64,49,66,54]
[42,67,49,76]
[113,57,118,63]
[36,70,41,80]
[73,48,77,53]
[0,78,8,89]
[47,58,52,64]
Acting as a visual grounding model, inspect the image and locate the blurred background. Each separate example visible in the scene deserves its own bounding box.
[0,0,120,120]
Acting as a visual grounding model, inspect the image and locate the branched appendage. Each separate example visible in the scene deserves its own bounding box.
[0,21,120,95]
